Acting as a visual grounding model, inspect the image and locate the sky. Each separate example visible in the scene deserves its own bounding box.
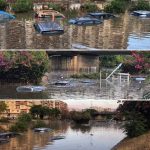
[62,100,120,110]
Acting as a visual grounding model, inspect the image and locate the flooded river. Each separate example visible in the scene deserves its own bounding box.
[0,121,126,150]
[0,12,150,49]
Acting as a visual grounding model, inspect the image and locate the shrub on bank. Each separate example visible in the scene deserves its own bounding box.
[104,0,128,14]
[0,51,49,83]
[0,0,8,10]
[117,101,150,138]
[18,113,32,123]
[70,73,100,79]
[12,0,33,13]
[123,112,148,138]
[70,111,91,124]
[130,0,150,11]
[33,120,47,128]
[9,113,32,132]
[10,121,28,132]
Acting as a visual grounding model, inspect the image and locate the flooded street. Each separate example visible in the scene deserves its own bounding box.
[0,55,147,100]
[0,12,150,49]
[0,121,126,150]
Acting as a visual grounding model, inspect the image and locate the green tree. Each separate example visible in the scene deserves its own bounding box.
[0,0,8,10]
[30,105,50,119]
[123,111,148,138]
[0,102,7,114]
[49,108,61,118]
[130,0,150,11]
[117,101,150,137]
[0,51,49,83]
[12,0,33,13]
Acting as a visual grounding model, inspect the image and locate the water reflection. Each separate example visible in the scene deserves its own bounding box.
[0,121,125,150]
[0,12,150,49]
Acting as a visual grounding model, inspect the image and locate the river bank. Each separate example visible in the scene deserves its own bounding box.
[112,131,150,150]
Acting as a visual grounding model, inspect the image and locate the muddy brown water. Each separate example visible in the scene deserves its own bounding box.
[0,12,150,49]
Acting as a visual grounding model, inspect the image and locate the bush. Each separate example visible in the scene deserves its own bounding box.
[104,0,127,14]
[12,0,33,13]
[80,3,99,12]
[100,55,124,68]
[0,51,49,83]
[0,117,9,123]
[18,113,32,123]
[123,112,148,138]
[70,111,91,124]
[33,120,47,128]
[0,0,8,10]
[130,0,150,11]
[48,3,62,12]
[70,73,100,79]
[10,121,28,132]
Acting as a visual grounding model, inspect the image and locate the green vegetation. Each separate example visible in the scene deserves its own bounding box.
[104,0,128,14]
[64,9,78,19]
[0,101,7,114]
[0,51,49,83]
[70,72,100,79]
[12,0,33,13]
[33,120,47,128]
[0,117,9,123]
[30,105,61,119]
[80,3,99,12]
[117,101,150,138]
[9,113,32,132]
[130,0,150,11]
[10,121,28,132]
[70,110,91,124]
[99,55,124,68]
[0,0,8,10]
[48,3,62,12]
[123,112,148,137]
[122,52,150,74]
[18,112,32,123]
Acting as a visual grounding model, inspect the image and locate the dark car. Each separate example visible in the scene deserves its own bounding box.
[34,21,64,35]
[131,10,150,18]
[85,12,115,20]
[68,17,102,26]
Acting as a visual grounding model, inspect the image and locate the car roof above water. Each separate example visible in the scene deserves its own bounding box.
[76,17,100,21]
[87,12,111,15]
[133,10,150,15]
[36,21,63,32]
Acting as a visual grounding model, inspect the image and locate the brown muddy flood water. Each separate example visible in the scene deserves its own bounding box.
[0,12,150,49]
[0,121,126,150]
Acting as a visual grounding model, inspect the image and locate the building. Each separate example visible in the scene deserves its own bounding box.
[2,101,33,118]
[40,100,68,112]
[1,100,68,118]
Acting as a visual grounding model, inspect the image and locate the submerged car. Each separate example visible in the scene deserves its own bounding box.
[0,11,15,23]
[131,10,150,18]
[16,86,47,93]
[85,12,115,20]
[34,128,52,132]
[68,17,102,26]
[34,21,64,35]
